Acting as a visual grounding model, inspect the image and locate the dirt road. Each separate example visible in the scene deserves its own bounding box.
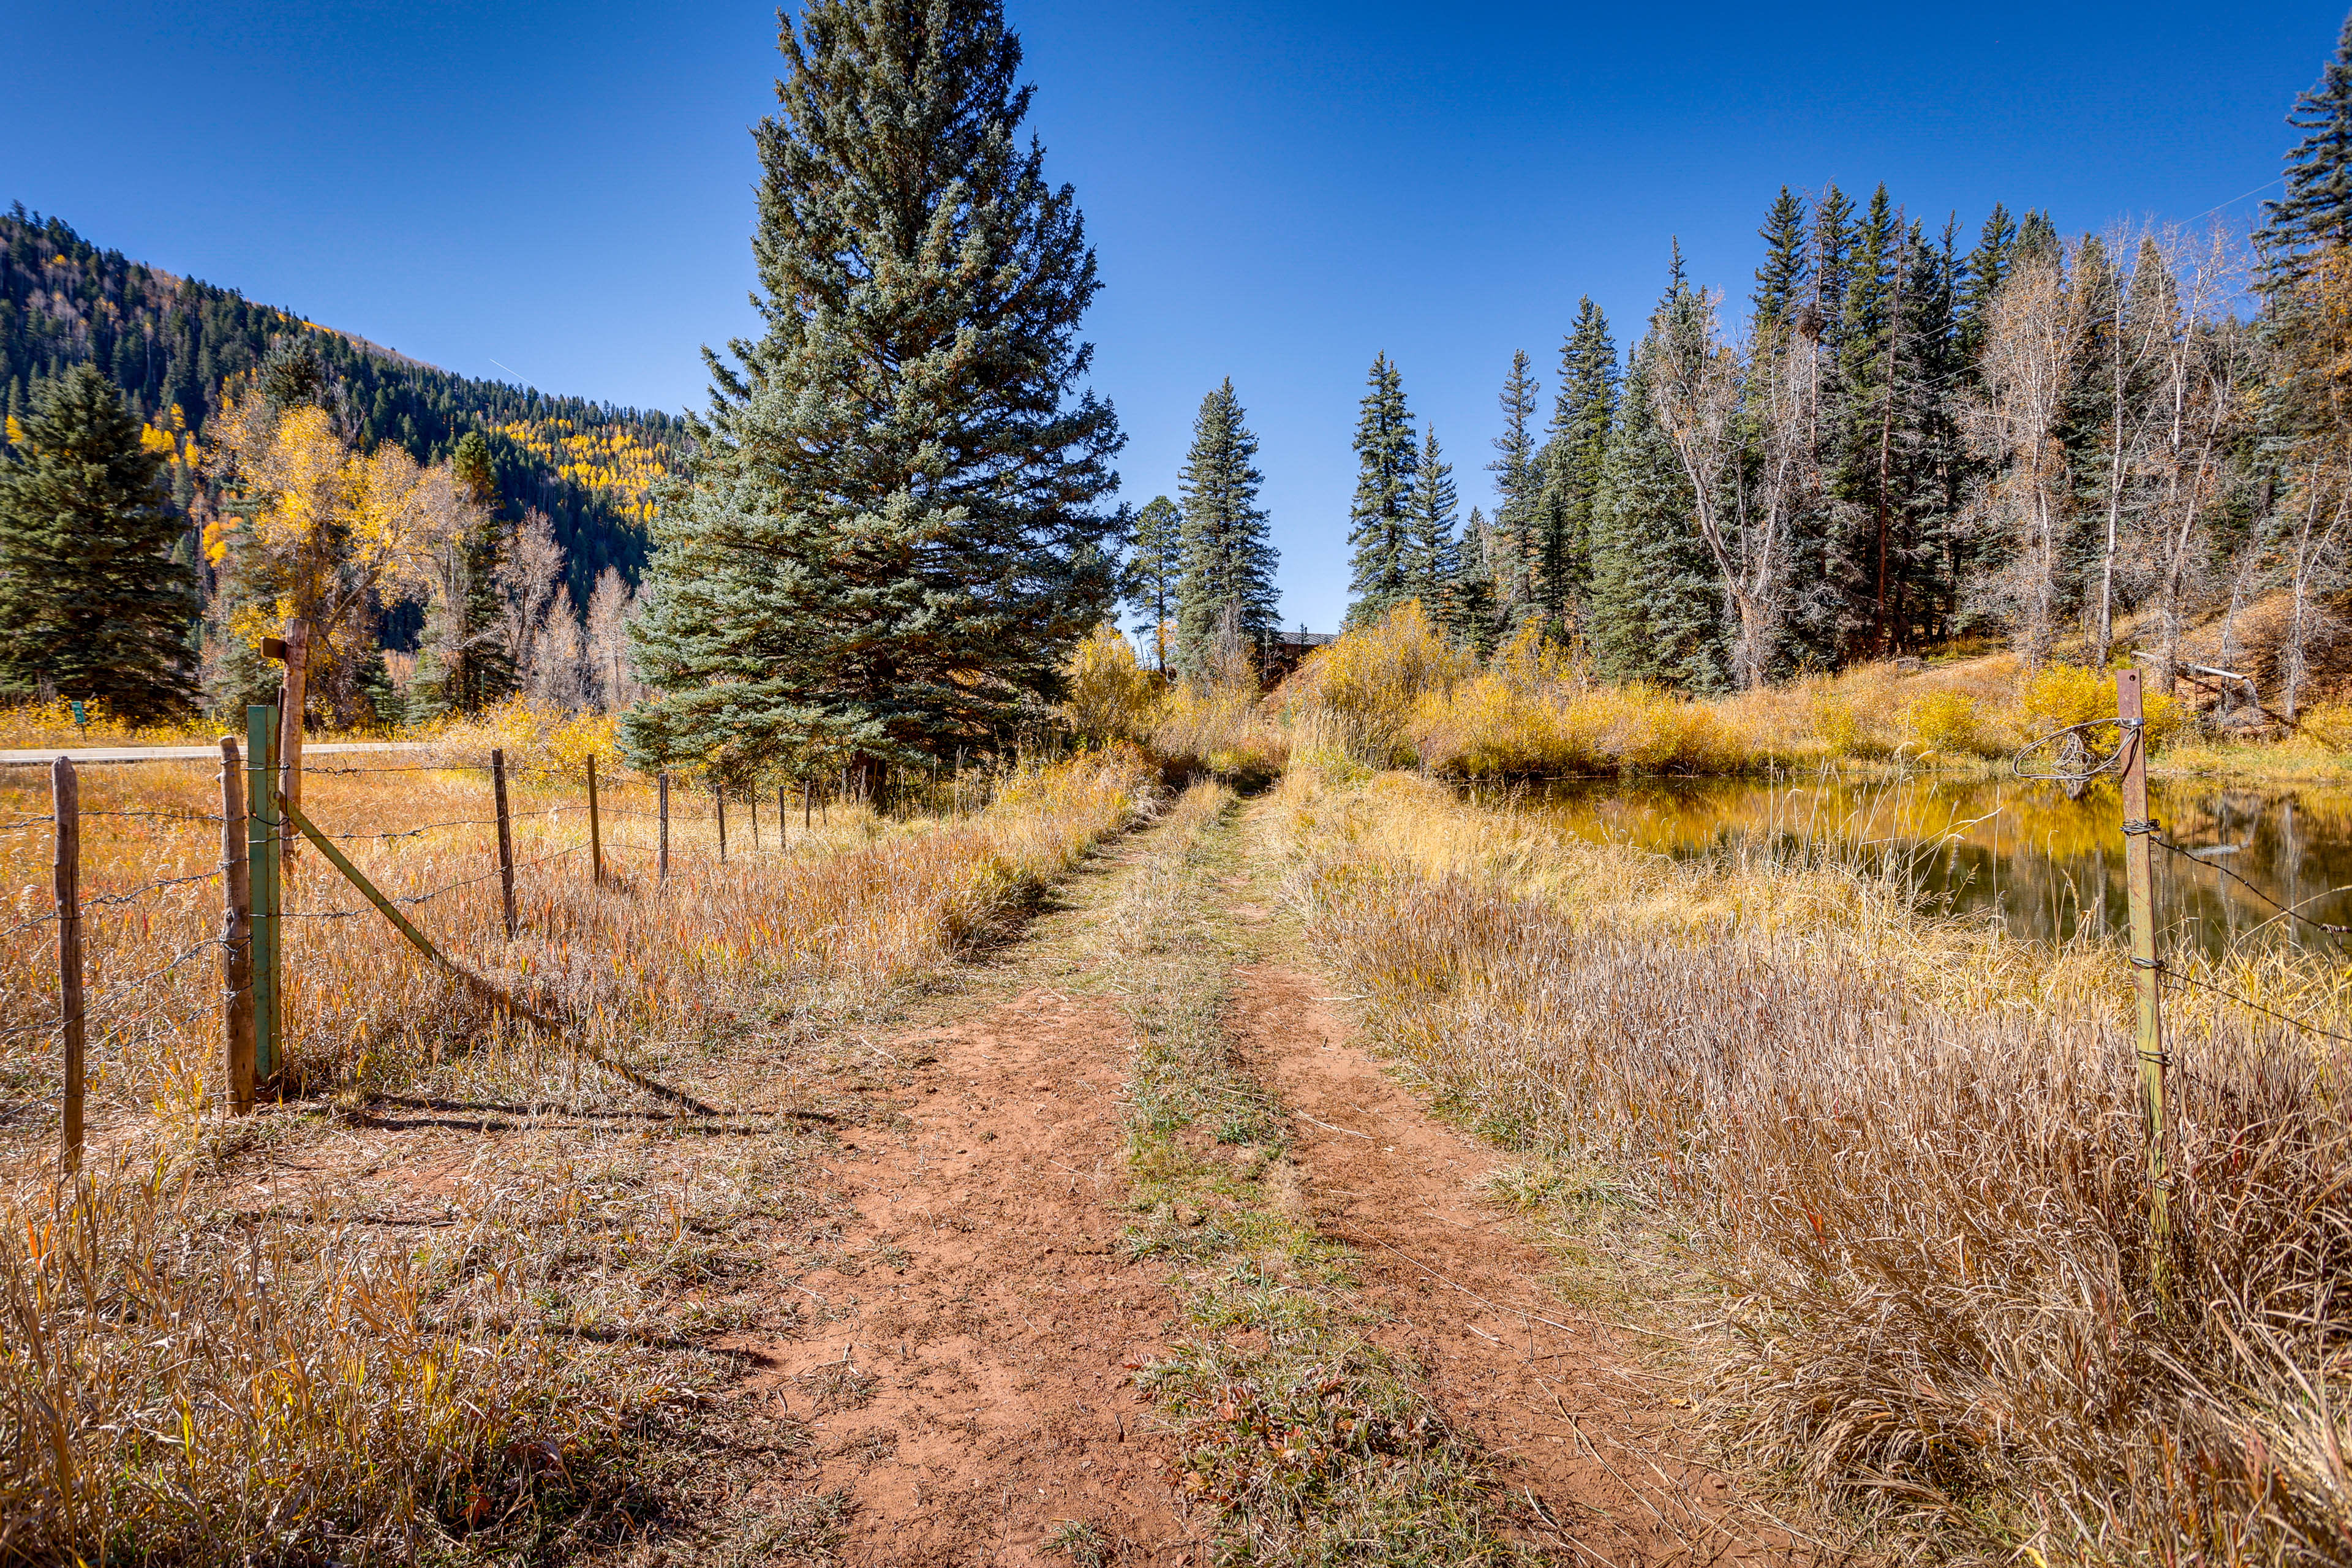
[690,793,1807,1565]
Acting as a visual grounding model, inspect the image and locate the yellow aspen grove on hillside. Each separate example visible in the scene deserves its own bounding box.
[496,418,670,525]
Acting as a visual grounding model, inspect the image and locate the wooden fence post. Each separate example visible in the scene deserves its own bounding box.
[779,785,790,851]
[276,618,309,878]
[247,704,279,1084]
[491,748,517,939]
[715,782,727,864]
[658,772,670,883]
[802,778,811,832]
[51,758,83,1177]
[587,754,603,886]
[750,787,759,852]
[219,738,254,1115]
[2117,668,2170,1289]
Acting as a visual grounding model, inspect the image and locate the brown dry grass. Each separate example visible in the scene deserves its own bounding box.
[0,744,1156,1562]
[1272,764,2352,1566]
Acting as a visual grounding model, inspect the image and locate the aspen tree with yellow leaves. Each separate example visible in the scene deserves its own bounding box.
[200,390,475,723]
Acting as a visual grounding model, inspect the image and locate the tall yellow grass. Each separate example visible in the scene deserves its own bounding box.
[1272,764,2352,1564]
[1278,605,2217,778]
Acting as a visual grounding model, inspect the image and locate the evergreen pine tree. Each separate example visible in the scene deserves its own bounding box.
[2258,15,2352,282]
[1125,494,1182,669]
[1958,202,2019,364]
[1344,352,1418,626]
[1808,186,1858,347]
[1826,184,1902,658]
[1535,298,1618,635]
[1752,187,1811,326]
[626,0,1124,771]
[1403,425,1458,614]
[0,363,196,719]
[1589,283,1727,693]
[1174,379,1278,676]
[1487,350,1540,623]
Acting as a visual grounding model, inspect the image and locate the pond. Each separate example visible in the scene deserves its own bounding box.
[1482,772,2352,959]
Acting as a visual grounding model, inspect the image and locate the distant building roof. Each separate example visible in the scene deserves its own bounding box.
[1273,631,1336,647]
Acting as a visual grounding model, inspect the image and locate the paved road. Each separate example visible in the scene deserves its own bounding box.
[0,741,436,766]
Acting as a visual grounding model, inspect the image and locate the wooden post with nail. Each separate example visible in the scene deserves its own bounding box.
[2117,668,2169,1291]
[491,747,517,939]
[657,771,670,883]
[51,757,83,1175]
[219,737,254,1114]
[587,754,603,886]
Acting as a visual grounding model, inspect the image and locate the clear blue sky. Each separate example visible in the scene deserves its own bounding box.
[4,2,2343,632]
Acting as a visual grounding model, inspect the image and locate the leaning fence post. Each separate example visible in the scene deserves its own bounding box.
[247,704,280,1085]
[657,771,670,883]
[51,757,83,1176]
[491,748,517,939]
[2117,668,2170,1289]
[587,754,603,886]
[219,738,254,1115]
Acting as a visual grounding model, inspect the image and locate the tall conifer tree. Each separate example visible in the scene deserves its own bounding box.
[0,363,195,718]
[1175,379,1278,675]
[2259,14,2352,283]
[1488,350,1540,623]
[1590,277,1727,692]
[1404,426,1458,613]
[1536,298,1618,635]
[1344,353,1418,625]
[626,0,1124,771]
[1752,187,1811,326]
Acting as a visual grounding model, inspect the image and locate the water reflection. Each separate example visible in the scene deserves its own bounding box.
[1487,774,2352,958]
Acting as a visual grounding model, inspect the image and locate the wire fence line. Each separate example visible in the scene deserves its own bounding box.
[2012,718,2352,1055]
[9,736,1019,1167]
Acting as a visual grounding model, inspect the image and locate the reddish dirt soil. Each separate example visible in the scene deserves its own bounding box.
[726,983,1204,1566]
[1232,960,1811,1566]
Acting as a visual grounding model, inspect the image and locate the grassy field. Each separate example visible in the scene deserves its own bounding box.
[0,742,1156,1563]
[1269,761,2352,1565]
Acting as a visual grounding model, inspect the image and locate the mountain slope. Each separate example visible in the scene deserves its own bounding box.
[0,203,680,601]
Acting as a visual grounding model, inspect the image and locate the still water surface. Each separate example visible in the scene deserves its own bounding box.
[1487,774,2352,958]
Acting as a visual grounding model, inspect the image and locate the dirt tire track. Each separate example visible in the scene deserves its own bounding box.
[1228,963,1807,1566]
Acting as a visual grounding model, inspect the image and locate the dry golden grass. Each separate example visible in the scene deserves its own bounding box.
[0,742,1156,1562]
[1272,764,2352,1566]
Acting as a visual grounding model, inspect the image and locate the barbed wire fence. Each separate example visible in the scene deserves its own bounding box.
[15,706,1000,1176]
[2013,668,2352,1288]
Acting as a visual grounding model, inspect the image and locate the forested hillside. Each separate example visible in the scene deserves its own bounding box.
[0,204,677,602]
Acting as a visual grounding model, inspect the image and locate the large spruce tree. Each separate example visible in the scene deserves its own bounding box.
[1174,379,1278,676]
[1344,352,1418,626]
[1535,298,1618,636]
[1589,286,1726,693]
[0,363,195,720]
[2259,14,2352,283]
[626,0,1123,771]
[1404,426,1459,614]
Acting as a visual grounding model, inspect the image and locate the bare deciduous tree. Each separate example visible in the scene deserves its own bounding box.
[1651,287,1804,688]
[1964,249,2086,669]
